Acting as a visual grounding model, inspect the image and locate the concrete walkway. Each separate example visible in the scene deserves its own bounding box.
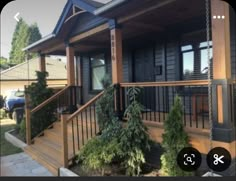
[0,153,53,176]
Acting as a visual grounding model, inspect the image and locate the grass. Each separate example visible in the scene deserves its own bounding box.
[0,121,22,156]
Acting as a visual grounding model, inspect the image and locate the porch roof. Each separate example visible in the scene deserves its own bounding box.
[24,0,206,55]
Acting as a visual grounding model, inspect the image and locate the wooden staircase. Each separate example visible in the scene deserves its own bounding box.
[23,89,103,176]
[24,121,81,176]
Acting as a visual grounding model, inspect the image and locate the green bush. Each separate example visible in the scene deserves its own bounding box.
[119,87,150,176]
[19,118,26,141]
[26,71,56,138]
[0,109,7,119]
[160,96,192,176]
[77,118,123,175]
[95,74,114,131]
[77,86,151,176]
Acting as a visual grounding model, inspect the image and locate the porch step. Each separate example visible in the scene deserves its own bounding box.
[24,120,93,175]
[24,145,61,176]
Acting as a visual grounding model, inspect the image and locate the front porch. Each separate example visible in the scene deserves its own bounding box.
[22,0,236,176]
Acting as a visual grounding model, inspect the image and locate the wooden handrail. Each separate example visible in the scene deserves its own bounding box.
[120,80,209,87]
[31,86,70,113]
[66,91,104,122]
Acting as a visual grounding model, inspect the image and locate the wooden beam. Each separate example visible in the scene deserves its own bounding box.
[69,23,109,44]
[126,21,164,32]
[39,54,46,72]
[42,43,65,54]
[118,0,176,23]
[111,28,123,84]
[61,114,68,168]
[66,45,75,86]
[217,85,223,123]
[211,0,231,79]
[120,80,208,87]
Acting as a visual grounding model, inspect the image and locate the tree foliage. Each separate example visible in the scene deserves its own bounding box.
[160,96,192,176]
[119,87,150,176]
[25,71,56,138]
[77,86,151,176]
[95,74,114,131]
[9,18,42,64]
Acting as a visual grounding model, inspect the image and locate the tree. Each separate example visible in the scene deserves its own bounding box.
[28,23,42,59]
[25,71,56,138]
[0,57,10,70]
[160,96,192,176]
[9,18,42,64]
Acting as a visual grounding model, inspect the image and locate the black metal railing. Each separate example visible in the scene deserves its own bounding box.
[66,91,103,160]
[30,86,82,139]
[120,82,210,130]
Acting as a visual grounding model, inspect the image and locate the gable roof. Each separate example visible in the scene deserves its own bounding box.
[24,0,110,52]
[1,57,67,81]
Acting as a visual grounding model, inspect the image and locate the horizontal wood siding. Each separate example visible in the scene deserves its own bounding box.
[230,7,236,79]
[123,50,131,82]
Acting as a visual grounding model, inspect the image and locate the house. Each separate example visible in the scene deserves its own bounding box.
[22,0,235,176]
[0,57,67,97]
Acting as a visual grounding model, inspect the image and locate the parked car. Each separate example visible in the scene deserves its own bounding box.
[3,90,25,120]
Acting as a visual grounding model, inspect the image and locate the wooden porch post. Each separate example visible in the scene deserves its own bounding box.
[110,21,123,117]
[110,25,123,84]
[66,44,75,86]
[24,85,31,145]
[61,114,68,168]
[211,0,234,142]
[39,54,46,72]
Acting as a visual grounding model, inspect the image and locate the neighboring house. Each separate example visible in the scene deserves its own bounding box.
[0,57,67,97]
[22,0,236,176]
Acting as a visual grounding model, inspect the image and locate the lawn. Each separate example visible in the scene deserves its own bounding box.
[0,119,22,156]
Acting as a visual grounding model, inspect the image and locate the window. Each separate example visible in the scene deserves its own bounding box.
[90,54,106,91]
[181,41,212,80]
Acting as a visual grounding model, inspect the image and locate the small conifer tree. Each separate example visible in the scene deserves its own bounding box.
[160,95,192,176]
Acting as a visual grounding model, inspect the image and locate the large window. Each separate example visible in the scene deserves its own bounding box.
[90,54,106,91]
[181,41,212,80]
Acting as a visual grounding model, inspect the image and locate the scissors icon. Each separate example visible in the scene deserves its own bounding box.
[213,154,224,165]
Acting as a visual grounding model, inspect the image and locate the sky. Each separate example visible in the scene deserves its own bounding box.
[1,0,67,59]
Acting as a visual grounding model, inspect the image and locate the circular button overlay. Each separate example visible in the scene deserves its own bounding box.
[207,147,231,172]
[177,147,202,172]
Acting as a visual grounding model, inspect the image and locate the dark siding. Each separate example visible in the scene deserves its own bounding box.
[123,50,131,82]
[155,43,165,81]
[80,52,112,103]
[70,13,107,37]
[230,7,236,79]
[166,42,180,81]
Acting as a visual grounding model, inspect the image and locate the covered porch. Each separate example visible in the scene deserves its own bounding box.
[23,0,236,173]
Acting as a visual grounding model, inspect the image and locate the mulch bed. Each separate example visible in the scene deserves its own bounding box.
[9,128,26,143]
[69,143,162,176]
